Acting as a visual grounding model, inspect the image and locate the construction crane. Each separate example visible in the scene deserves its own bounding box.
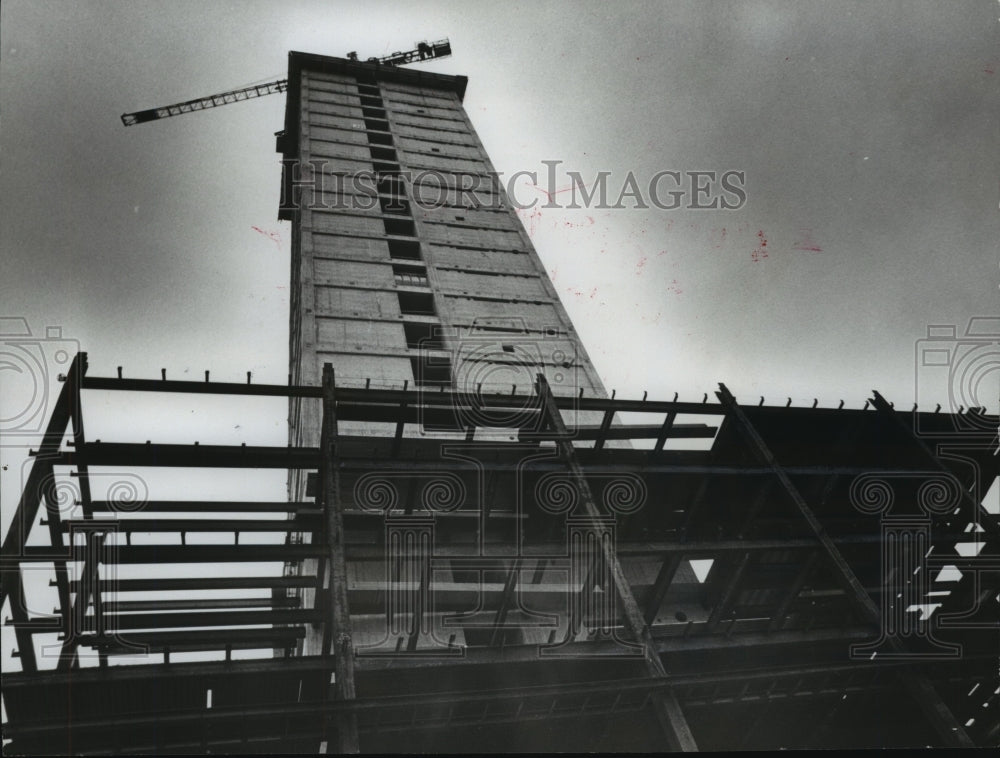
[120,39,451,126]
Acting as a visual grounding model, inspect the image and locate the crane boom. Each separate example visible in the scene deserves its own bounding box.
[121,39,451,127]
[121,80,288,126]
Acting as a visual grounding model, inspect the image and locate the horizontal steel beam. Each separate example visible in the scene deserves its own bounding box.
[67,575,317,592]
[82,375,319,397]
[76,626,305,652]
[43,443,942,478]
[102,597,299,612]
[347,534,881,561]
[6,630,981,693]
[59,518,320,533]
[6,544,325,564]
[58,608,323,631]
[338,403,534,428]
[52,443,319,468]
[2,657,924,743]
[522,424,717,442]
[344,579,699,615]
[82,374,930,423]
[5,534,885,569]
[89,500,318,513]
[334,457,923,477]
[80,375,726,415]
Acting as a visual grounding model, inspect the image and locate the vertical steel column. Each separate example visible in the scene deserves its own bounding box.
[0,352,82,607]
[8,568,38,672]
[69,354,94,519]
[61,523,110,669]
[593,409,615,451]
[678,479,710,542]
[490,558,522,647]
[650,410,677,459]
[59,353,97,669]
[320,364,359,754]
[41,463,73,665]
[2,353,83,672]
[644,553,684,625]
[536,375,698,752]
[705,551,751,633]
[737,479,773,538]
[715,382,972,748]
[768,552,820,632]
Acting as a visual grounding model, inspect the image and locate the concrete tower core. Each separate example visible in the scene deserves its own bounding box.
[277,51,609,433]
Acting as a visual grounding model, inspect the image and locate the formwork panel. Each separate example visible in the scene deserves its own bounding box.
[314,285,401,318]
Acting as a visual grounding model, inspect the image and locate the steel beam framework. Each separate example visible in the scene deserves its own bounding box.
[1,353,996,753]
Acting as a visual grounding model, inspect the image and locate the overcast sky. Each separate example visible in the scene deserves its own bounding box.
[2,1,998,521]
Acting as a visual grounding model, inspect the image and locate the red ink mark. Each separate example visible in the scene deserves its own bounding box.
[985,62,996,75]
[666,279,683,295]
[792,229,822,252]
[526,181,588,203]
[589,287,598,299]
[515,206,543,237]
[635,256,648,274]
[751,230,769,262]
[528,208,542,235]
[711,227,727,249]
[252,226,281,248]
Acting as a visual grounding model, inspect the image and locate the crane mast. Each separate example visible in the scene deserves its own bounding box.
[121,39,451,127]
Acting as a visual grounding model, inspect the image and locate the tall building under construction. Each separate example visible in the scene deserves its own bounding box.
[1,49,997,754]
